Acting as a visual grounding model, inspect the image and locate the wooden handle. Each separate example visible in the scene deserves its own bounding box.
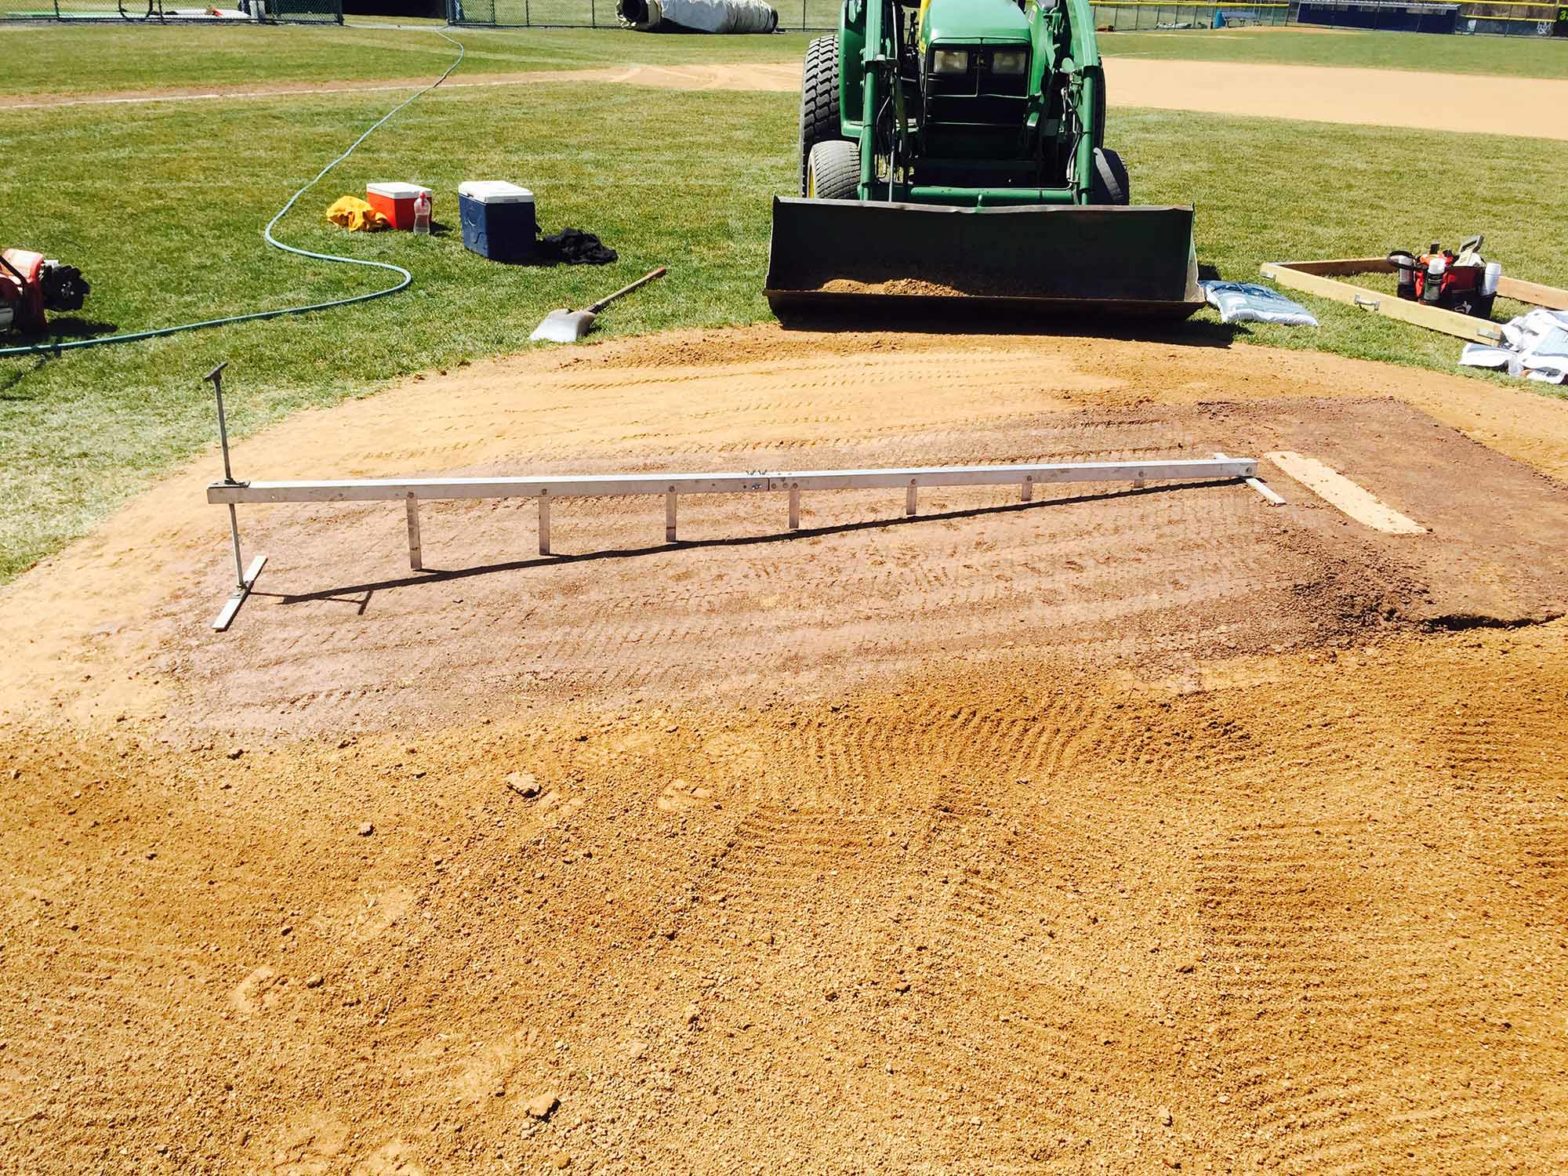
[589,267,667,313]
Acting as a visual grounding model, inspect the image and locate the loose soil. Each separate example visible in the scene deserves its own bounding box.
[6,58,1567,141]
[818,278,969,297]
[4,326,1568,1172]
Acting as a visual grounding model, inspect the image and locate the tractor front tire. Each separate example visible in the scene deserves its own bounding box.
[1091,148,1131,206]
[805,140,860,201]
[800,35,842,196]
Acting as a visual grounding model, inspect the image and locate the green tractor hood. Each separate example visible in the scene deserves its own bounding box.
[920,0,1031,46]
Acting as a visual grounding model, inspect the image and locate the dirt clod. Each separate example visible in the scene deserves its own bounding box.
[526,1093,560,1121]
[506,770,541,798]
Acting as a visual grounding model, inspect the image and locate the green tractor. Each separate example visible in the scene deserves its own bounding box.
[764,0,1202,318]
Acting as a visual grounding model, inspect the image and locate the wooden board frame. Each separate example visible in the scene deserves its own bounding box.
[1260,256,1568,345]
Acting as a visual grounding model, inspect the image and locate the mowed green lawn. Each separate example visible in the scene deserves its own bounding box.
[0,23,808,96]
[2,23,1567,583]
[1100,26,1568,79]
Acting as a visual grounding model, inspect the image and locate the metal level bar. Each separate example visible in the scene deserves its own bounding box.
[207,457,1259,506]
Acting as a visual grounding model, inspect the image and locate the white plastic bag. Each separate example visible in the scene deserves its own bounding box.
[1200,281,1318,327]
[1459,308,1568,384]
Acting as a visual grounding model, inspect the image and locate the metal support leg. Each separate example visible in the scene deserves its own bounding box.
[906,480,917,517]
[405,492,423,571]
[1021,476,1034,503]
[1215,450,1285,506]
[788,484,800,530]
[538,491,551,556]
[666,490,677,543]
[208,362,266,632]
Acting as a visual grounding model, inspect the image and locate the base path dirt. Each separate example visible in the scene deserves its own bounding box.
[6,57,1567,140]
[4,326,1568,1172]
[1103,57,1568,141]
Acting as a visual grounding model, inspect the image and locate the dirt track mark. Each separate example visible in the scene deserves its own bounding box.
[1198,817,1568,1171]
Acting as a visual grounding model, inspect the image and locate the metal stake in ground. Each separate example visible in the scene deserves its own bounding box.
[206,362,267,632]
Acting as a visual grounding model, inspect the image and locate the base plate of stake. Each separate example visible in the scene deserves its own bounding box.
[213,554,267,631]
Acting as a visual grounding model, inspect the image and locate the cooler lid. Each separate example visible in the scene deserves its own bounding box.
[367,182,431,199]
[459,181,535,205]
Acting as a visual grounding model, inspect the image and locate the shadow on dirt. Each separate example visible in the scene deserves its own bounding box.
[267,479,1233,607]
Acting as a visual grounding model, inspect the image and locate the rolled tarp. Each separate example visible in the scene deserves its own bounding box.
[617,0,778,33]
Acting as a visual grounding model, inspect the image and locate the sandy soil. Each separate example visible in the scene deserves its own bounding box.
[1102,57,1568,142]
[6,58,1568,141]
[4,326,1568,1172]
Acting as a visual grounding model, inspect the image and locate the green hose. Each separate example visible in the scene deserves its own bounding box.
[0,29,465,360]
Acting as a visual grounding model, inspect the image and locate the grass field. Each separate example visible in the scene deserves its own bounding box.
[1102,26,1568,78]
[3,23,1568,585]
[0,23,808,95]
[6,23,1566,98]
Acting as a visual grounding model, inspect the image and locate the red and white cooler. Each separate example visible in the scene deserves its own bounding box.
[366,182,432,231]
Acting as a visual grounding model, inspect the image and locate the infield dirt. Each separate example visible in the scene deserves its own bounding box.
[4,327,1568,1172]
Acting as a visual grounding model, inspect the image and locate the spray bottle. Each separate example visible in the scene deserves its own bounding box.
[1422,252,1447,304]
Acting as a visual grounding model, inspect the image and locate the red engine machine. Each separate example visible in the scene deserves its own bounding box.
[0,248,91,335]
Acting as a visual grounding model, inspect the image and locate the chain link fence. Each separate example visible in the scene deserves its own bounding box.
[449,0,1290,26]
[0,0,340,22]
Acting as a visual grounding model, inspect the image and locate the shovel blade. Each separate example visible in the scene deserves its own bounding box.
[530,308,598,344]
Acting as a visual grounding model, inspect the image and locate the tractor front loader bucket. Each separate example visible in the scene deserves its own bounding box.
[764,198,1203,323]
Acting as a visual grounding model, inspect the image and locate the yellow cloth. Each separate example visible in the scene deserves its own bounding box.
[326,196,390,232]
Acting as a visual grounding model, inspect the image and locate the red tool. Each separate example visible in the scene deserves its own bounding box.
[0,248,90,335]
[1386,235,1496,319]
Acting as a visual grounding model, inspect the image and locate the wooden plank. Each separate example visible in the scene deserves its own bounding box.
[1270,257,1393,277]
[1265,452,1424,535]
[1498,275,1568,312]
[1261,262,1506,345]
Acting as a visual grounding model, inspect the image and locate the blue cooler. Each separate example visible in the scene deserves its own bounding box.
[458,181,537,263]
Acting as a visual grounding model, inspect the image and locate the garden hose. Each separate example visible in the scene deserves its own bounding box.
[0,29,465,360]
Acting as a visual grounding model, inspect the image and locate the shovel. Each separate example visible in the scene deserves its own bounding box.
[530,266,668,344]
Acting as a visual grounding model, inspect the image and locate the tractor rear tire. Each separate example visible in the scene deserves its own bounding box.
[805,140,860,201]
[1091,148,1130,206]
[800,35,842,196]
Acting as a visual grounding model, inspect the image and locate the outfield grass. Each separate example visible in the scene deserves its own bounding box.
[0,23,806,96]
[3,28,1568,584]
[1101,27,1568,80]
